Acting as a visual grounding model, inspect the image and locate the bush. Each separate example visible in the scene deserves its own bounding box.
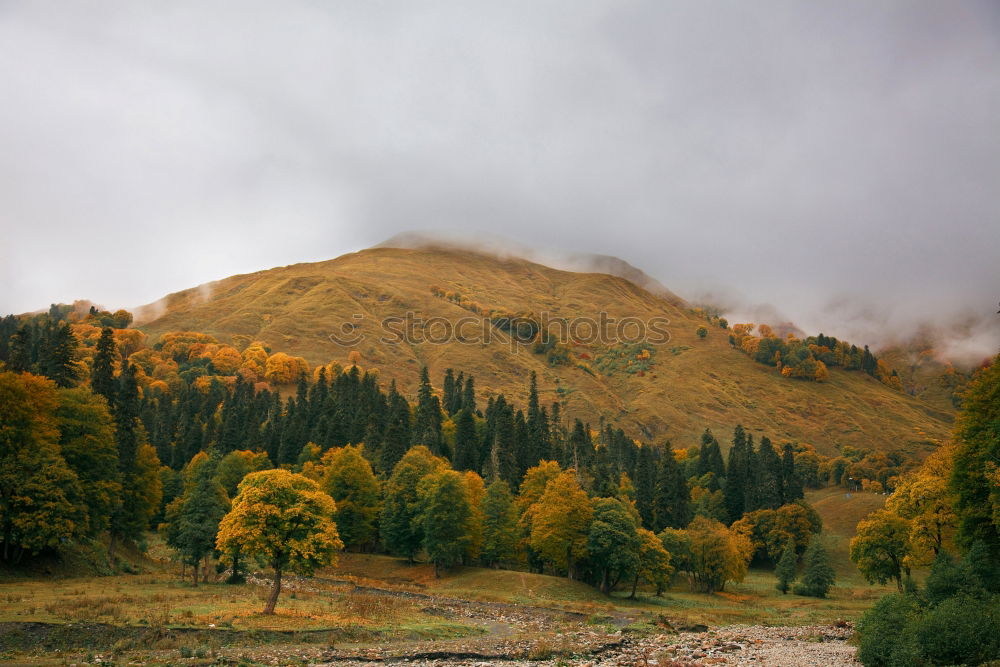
[913,594,1000,666]
[856,594,922,667]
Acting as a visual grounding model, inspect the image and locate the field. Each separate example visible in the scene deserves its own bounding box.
[0,489,889,665]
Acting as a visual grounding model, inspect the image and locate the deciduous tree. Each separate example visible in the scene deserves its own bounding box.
[216,469,342,614]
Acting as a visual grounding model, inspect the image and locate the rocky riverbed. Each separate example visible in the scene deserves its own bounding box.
[311,624,858,666]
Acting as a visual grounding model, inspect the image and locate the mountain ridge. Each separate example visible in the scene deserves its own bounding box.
[134,245,953,455]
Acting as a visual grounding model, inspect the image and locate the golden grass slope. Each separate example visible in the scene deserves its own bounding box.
[136,246,951,455]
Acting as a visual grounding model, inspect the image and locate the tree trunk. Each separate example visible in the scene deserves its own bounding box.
[263,567,282,614]
[630,573,639,599]
[108,532,117,563]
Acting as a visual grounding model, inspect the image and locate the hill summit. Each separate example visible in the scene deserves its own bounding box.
[135,243,952,455]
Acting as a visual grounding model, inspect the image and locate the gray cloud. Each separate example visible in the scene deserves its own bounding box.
[1,1,998,358]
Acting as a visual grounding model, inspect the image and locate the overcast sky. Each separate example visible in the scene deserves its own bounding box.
[2,1,998,355]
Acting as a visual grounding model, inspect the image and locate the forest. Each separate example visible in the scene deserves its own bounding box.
[1,302,998,664]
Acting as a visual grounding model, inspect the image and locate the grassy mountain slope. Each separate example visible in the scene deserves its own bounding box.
[136,246,952,455]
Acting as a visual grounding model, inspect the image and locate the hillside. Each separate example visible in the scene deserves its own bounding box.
[135,245,952,455]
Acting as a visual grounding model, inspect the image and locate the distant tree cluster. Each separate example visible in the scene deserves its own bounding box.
[727,323,902,388]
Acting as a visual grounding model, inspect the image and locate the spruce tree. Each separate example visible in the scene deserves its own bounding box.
[452,408,479,472]
[723,425,749,523]
[652,441,691,531]
[412,367,443,455]
[442,368,456,415]
[380,383,411,474]
[746,436,782,511]
[795,539,836,597]
[462,375,476,414]
[775,542,797,594]
[91,327,117,404]
[41,322,79,387]
[781,444,804,503]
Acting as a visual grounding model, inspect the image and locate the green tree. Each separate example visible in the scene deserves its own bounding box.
[950,354,1000,563]
[215,450,272,498]
[412,367,444,455]
[652,441,690,530]
[216,469,342,614]
[794,539,835,597]
[54,387,121,537]
[632,527,673,597]
[723,425,749,523]
[856,593,923,667]
[850,509,912,592]
[319,445,381,550]
[42,322,79,388]
[775,542,797,594]
[90,327,117,403]
[381,446,448,561]
[587,497,642,594]
[163,461,230,584]
[418,470,472,576]
[480,479,519,567]
[0,372,85,562]
[452,408,479,472]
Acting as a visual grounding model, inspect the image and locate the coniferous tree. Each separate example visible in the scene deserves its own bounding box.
[442,368,457,416]
[91,327,117,404]
[634,445,657,529]
[746,436,782,512]
[453,408,479,472]
[412,367,444,456]
[41,323,78,387]
[781,444,804,504]
[696,429,726,491]
[794,539,836,597]
[652,441,691,530]
[723,425,749,523]
[380,383,411,474]
[775,542,797,594]
[462,375,476,414]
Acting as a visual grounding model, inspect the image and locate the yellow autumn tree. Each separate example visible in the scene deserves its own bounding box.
[211,345,243,375]
[462,471,486,561]
[685,516,753,593]
[216,470,342,614]
[884,444,957,566]
[264,352,310,385]
[240,343,269,381]
[526,471,593,579]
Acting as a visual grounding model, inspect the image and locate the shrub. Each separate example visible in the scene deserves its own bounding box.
[914,594,1000,666]
[856,594,922,667]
